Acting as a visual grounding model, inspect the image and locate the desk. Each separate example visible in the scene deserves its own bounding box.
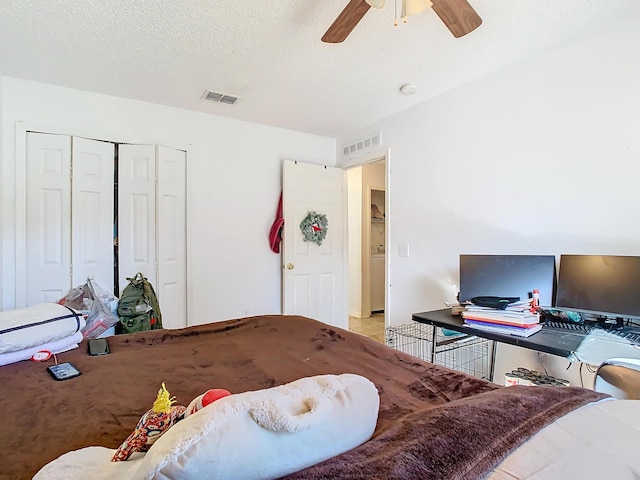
[412,309,586,380]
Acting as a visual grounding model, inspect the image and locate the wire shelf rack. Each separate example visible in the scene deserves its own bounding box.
[386,322,492,380]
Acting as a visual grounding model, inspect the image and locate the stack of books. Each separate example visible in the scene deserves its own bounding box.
[461,300,541,337]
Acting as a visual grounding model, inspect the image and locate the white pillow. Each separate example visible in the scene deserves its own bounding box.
[34,373,380,480]
[0,303,85,354]
[0,331,83,366]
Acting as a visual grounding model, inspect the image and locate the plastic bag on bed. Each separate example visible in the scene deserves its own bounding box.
[58,277,119,339]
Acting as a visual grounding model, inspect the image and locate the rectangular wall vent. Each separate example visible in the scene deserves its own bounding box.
[342,132,382,157]
[202,89,239,105]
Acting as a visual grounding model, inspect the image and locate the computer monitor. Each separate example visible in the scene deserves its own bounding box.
[556,254,640,321]
[459,254,557,307]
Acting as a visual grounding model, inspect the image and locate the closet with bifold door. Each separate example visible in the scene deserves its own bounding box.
[24,132,187,329]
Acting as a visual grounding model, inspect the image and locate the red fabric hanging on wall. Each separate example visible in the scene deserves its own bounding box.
[269,192,284,253]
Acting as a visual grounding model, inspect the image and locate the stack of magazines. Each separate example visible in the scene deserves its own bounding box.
[461,300,541,337]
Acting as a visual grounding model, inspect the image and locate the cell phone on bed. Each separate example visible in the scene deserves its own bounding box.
[88,338,110,356]
[47,362,81,381]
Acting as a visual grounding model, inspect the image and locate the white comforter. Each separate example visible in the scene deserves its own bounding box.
[489,399,640,479]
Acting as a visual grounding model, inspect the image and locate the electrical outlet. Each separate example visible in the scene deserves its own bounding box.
[399,244,410,257]
[241,309,250,317]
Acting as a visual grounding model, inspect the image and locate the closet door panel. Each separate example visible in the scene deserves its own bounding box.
[157,146,187,328]
[118,144,157,294]
[25,132,72,305]
[71,137,115,291]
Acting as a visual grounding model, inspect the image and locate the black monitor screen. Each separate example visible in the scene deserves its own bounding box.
[556,255,640,319]
[459,255,556,307]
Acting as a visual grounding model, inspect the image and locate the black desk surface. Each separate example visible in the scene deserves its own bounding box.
[412,309,585,358]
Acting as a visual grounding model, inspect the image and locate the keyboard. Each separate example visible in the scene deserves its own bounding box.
[544,320,594,334]
[614,328,640,344]
[544,320,640,345]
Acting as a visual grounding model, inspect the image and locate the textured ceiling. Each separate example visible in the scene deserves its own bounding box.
[0,0,638,137]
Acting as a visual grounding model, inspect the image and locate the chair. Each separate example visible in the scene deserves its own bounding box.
[594,358,640,399]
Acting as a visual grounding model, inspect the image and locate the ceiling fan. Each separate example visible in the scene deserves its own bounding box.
[322,0,482,43]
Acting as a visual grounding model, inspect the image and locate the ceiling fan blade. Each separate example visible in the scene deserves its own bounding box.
[322,0,372,43]
[431,0,482,38]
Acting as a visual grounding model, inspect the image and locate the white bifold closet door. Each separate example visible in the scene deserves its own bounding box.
[117,144,157,290]
[71,137,116,288]
[25,133,187,329]
[156,145,187,329]
[118,144,187,329]
[26,133,72,304]
[25,133,114,304]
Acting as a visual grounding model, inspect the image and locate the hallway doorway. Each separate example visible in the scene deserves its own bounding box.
[346,156,388,340]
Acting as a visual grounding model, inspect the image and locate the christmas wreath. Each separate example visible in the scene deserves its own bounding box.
[300,211,328,246]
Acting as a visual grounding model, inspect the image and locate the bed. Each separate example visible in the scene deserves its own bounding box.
[1,314,639,479]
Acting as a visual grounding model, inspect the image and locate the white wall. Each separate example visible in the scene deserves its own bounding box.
[338,8,640,383]
[0,77,336,324]
[347,167,363,317]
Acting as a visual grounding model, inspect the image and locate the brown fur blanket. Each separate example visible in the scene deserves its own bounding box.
[0,315,607,480]
[285,385,607,479]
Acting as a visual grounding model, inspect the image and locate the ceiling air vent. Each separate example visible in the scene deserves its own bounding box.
[342,132,382,157]
[202,89,239,105]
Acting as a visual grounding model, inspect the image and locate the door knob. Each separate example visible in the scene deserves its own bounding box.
[286,263,295,270]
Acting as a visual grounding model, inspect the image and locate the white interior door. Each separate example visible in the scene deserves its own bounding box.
[282,160,346,329]
[156,145,187,328]
[25,132,72,305]
[71,137,115,290]
[118,144,157,293]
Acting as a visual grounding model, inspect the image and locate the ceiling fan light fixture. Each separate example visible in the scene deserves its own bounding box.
[365,0,385,8]
[322,0,481,43]
[401,0,433,19]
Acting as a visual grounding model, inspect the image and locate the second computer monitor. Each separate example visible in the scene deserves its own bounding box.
[556,254,640,320]
[459,254,557,307]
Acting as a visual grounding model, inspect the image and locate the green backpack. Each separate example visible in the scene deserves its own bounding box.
[117,272,163,334]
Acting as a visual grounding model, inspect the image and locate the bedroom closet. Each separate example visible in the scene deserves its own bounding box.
[23,132,187,329]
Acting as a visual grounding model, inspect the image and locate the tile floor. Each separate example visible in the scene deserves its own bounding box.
[349,313,386,344]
